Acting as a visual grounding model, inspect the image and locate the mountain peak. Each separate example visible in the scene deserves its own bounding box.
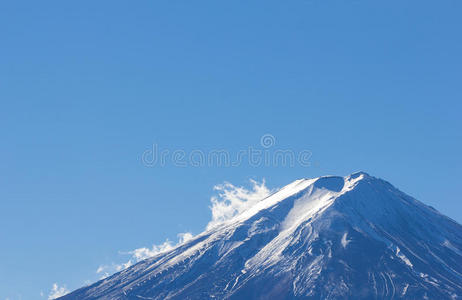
[298,171,372,193]
[349,170,371,178]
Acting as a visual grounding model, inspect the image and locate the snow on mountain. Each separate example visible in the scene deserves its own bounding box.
[59,172,462,299]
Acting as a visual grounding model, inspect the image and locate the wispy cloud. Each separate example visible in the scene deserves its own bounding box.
[207,179,271,229]
[48,283,69,300]
[96,232,194,279]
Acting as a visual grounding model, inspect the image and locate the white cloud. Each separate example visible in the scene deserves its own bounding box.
[128,239,174,262]
[48,283,69,300]
[178,232,194,243]
[96,232,194,278]
[207,179,271,229]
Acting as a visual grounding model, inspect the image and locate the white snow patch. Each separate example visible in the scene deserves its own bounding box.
[443,239,462,255]
[341,232,351,248]
[395,247,413,268]
[235,178,317,225]
[244,175,365,271]
[402,283,409,296]
[280,186,335,231]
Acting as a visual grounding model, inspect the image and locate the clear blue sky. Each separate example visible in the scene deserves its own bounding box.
[1,1,461,299]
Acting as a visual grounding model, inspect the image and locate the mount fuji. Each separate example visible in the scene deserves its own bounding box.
[59,172,462,299]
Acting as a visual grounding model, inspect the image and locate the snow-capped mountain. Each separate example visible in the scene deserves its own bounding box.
[60,172,462,299]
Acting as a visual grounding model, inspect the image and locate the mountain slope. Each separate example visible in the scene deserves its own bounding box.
[60,172,462,300]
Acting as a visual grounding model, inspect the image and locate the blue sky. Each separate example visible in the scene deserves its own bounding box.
[1,0,461,299]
